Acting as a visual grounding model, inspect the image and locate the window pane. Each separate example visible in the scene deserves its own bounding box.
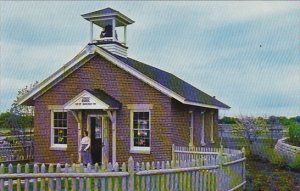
[132,111,150,148]
[133,129,150,147]
[133,120,139,129]
[63,129,67,136]
[62,112,67,119]
[61,136,67,144]
[53,112,67,128]
[54,112,58,119]
[144,138,149,147]
[54,136,59,144]
[54,136,67,144]
[54,120,58,127]
[58,112,62,119]
[134,112,139,121]
[54,129,67,144]
[134,137,149,147]
[62,120,67,128]
[142,112,149,120]
[139,120,149,129]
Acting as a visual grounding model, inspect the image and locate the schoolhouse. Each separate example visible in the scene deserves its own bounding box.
[18,8,230,165]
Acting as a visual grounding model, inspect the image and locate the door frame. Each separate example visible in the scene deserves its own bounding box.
[87,114,107,164]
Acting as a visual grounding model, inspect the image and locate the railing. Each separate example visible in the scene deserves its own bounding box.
[172,145,243,163]
[92,37,126,45]
[172,145,246,191]
[219,124,288,139]
[0,145,33,163]
[0,146,246,191]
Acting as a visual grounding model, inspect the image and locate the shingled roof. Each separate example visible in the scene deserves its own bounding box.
[81,7,134,27]
[113,54,230,109]
[18,45,230,109]
[86,89,122,109]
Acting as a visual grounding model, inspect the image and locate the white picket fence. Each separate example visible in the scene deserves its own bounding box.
[172,145,246,190]
[0,146,246,191]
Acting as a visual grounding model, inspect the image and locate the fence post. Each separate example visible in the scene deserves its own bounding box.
[56,163,61,191]
[122,163,127,190]
[24,163,30,191]
[15,164,22,191]
[128,156,135,191]
[172,144,175,162]
[94,163,99,190]
[71,164,76,191]
[217,145,224,191]
[79,163,84,191]
[101,160,106,191]
[8,163,13,191]
[86,163,92,191]
[64,163,69,191]
[146,162,151,191]
[141,162,146,191]
[0,164,4,191]
[242,147,246,189]
[113,163,119,191]
[108,162,113,190]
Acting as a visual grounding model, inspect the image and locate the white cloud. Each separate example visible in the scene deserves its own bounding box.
[1,41,85,79]
[0,1,299,117]
[206,2,298,23]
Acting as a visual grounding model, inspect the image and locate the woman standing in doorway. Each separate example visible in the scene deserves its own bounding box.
[80,130,92,166]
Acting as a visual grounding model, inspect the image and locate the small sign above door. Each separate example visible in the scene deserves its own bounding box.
[64,90,110,110]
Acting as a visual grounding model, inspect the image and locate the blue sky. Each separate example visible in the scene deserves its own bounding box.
[0,1,299,117]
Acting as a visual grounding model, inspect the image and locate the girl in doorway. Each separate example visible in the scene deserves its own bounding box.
[80,130,92,166]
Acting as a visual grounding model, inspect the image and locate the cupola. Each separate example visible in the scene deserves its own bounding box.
[82,8,134,58]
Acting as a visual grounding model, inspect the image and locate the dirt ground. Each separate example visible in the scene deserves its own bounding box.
[245,160,300,191]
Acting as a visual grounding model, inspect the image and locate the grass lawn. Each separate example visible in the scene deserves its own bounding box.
[246,159,300,191]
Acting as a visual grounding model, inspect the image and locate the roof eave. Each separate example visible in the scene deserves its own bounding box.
[17,45,93,106]
[183,100,230,110]
[81,12,134,25]
[18,44,230,111]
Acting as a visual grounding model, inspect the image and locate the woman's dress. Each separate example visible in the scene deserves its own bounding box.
[81,143,92,165]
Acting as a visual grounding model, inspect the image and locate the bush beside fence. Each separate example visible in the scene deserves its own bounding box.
[0,145,33,163]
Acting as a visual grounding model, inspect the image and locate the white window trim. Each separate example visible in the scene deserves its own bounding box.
[127,104,153,110]
[48,105,64,110]
[50,110,67,151]
[130,109,151,154]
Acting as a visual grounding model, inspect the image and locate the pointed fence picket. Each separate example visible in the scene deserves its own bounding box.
[0,146,246,191]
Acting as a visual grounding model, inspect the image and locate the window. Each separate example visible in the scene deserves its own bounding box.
[130,110,151,153]
[51,111,67,149]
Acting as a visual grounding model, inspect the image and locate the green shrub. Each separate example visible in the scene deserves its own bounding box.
[261,146,286,166]
[288,155,300,170]
[288,121,300,145]
[268,151,286,166]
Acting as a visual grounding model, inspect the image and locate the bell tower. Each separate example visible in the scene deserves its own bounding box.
[82,8,134,57]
